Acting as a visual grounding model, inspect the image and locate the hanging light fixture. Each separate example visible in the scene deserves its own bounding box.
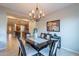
[29,4,45,22]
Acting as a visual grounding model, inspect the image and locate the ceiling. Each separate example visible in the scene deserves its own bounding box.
[0,3,73,19]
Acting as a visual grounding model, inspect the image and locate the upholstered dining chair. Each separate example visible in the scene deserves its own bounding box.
[18,39,26,56]
[17,37,38,56]
[51,40,59,56]
[26,32,31,39]
[45,33,52,40]
[40,33,46,39]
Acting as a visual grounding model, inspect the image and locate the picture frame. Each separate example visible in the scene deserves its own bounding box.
[47,20,60,32]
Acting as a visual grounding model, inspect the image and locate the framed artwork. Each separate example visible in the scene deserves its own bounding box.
[47,20,60,32]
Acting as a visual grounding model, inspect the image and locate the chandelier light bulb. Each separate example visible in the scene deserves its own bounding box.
[40,10,42,14]
[34,16,36,18]
[38,15,40,18]
[32,10,35,13]
[29,13,32,16]
[42,13,45,17]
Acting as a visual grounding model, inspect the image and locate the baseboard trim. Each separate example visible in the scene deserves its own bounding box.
[0,47,6,51]
[61,47,79,55]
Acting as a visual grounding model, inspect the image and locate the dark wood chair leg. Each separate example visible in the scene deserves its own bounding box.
[21,52,23,56]
[18,47,20,56]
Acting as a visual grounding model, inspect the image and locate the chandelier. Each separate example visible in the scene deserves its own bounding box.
[29,5,45,22]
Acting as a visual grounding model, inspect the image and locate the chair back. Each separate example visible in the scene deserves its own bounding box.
[40,33,46,39]
[50,40,59,56]
[17,38,26,56]
[26,33,31,39]
[45,34,52,40]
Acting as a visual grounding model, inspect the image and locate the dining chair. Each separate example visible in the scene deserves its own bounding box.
[45,33,52,40]
[26,32,31,39]
[40,33,46,39]
[51,35,61,49]
[44,33,52,49]
[51,40,59,56]
[18,39,26,56]
[17,38,38,56]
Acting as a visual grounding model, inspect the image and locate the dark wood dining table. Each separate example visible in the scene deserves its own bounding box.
[25,37,58,56]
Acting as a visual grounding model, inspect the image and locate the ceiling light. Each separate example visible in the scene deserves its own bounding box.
[29,4,45,22]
